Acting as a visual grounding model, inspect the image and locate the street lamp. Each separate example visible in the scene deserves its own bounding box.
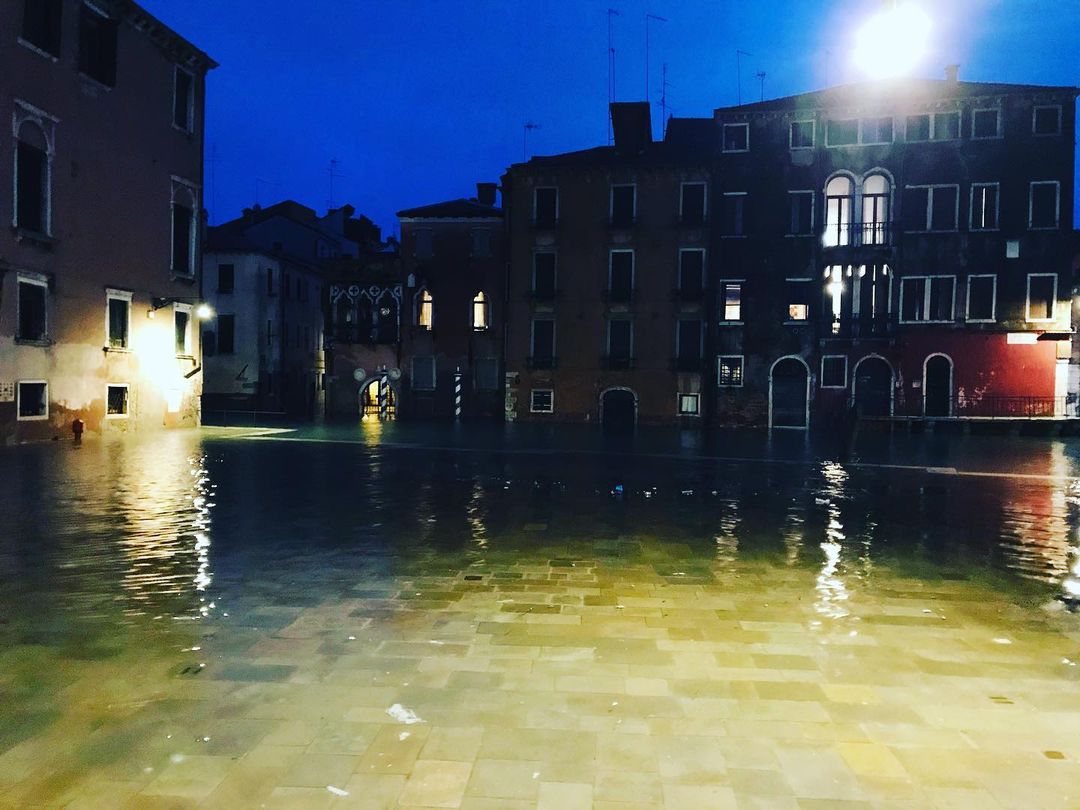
[149,297,214,320]
[853,1,931,80]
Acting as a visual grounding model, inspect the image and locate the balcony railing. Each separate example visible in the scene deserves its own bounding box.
[888,396,1079,420]
[527,355,558,370]
[822,221,894,248]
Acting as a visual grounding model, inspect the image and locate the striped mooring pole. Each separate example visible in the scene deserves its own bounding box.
[453,368,462,421]
[378,372,390,421]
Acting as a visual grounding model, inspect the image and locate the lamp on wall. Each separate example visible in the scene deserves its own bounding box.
[149,297,214,320]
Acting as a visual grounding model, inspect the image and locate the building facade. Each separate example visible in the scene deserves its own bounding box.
[0,0,215,442]
[502,104,713,426]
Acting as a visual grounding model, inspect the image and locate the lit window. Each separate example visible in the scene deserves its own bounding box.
[717,356,743,387]
[1029,182,1059,229]
[106,290,131,349]
[970,184,999,230]
[1026,274,1057,322]
[861,174,891,244]
[472,291,489,330]
[788,304,808,321]
[722,123,749,152]
[720,282,742,322]
[823,176,853,246]
[790,120,814,149]
[106,384,128,417]
[677,393,700,416]
[17,381,48,420]
[17,276,47,341]
[530,389,554,413]
[821,356,847,388]
[417,289,434,329]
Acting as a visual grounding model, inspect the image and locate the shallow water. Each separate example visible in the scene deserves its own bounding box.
[1,426,1080,808]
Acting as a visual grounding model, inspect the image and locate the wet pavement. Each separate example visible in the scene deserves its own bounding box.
[1,424,1080,808]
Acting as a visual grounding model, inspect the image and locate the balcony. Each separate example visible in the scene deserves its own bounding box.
[822,221,894,249]
[526,355,558,370]
[602,355,635,371]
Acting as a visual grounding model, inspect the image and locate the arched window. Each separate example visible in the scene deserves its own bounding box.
[417,288,434,330]
[862,174,891,245]
[171,180,199,276]
[472,291,489,331]
[823,176,854,247]
[14,118,53,235]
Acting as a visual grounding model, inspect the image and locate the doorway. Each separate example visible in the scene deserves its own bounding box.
[923,354,953,417]
[770,356,810,428]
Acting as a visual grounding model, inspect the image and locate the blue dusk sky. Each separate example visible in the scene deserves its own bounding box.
[140,0,1080,236]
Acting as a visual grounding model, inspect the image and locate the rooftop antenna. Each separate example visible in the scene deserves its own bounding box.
[607,8,620,144]
[327,158,342,211]
[756,70,767,102]
[736,49,752,105]
[523,122,541,161]
[645,13,667,110]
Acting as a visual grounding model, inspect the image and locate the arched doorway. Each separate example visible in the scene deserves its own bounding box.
[600,388,636,431]
[923,354,953,416]
[769,356,810,428]
[360,378,397,420]
[852,355,893,417]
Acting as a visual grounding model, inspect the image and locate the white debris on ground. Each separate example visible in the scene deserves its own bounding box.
[386,703,424,724]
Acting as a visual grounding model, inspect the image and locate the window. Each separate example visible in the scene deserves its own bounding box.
[608,250,634,300]
[217,264,235,293]
[826,119,859,146]
[861,116,893,144]
[933,111,960,140]
[821,356,847,388]
[790,120,815,149]
[534,187,558,227]
[966,275,996,322]
[171,180,198,276]
[412,356,436,390]
[789,191,814,236]
[1026,274,1057,322]
[78,2,118,87]
[970,184,999,231]
[680,182,706,225]
[721,193,746,237]
[786,279,810,322]
[788,304,808,321]
[414,229,433,258]
[266,268,275,296]
[530,318,555,368]
[1033,106,1062,136]
[106,384,128,417]
[106,290,131,349]
[174,305,191,355]
[173,67,194,132]
[607,319,633,368]
[533,252,556,297]
[417,289,434,329]
[474,358,499,391]
[717,356,743,387]
[903,185,958,232]
[17,277,47,341]
[676,319,703,368]
[217,314,236,354]
[823,176,853,246]
[971,108,1000,139]
[861,174,891,245]
[722,123,749,152]
[530,389,554,413]
[472,291,489,330]
[610,184,635,226]
[678,249,705,295]
[719,281,742,322]
[21,0,62,56]
[677,393,700,416]
[1029,182,1060,229]
[17,381,48,420]
[906,114,930,142]
[900,276,955,323]
[15,123,50,235]
[283,273,291,299]
[471,229,491,258]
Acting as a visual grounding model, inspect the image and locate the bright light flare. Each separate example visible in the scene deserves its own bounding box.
[196,303,214,320]
[853,3,931,80]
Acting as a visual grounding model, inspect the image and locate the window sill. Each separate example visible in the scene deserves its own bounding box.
[970,228,1000,233]
[14,337,52,346]
[13,227,56,249]
[77,71,115,92]
[1028,226,1060,231]
[103,346,131,353]
[784,321,810,326]
[821,385,848,390]
[785,233,814,238]
[718,321,744,327]
[105,413,130,420]
[16,415,50,422]
[176,353,196,361]
[172,122,195,136]
[898,320,955,325]
[171,271,197,283]
[719,235,747,240]
[17,38,60,62]
[717,384,744,389]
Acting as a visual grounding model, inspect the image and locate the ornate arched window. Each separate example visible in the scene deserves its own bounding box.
[472,291,489,331]
[823,175,854,247]
[861,174,891,245]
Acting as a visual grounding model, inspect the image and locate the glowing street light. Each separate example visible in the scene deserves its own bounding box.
[195,303,214,320]
[852,2,931,80]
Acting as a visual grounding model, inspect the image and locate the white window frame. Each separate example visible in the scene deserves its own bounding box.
[898,275,956,324]
[1032,105,1062,137]
[170,176,199,277]
[676,393,701,417]
[1028,181,1060,230]
[965,274,997,323]
[970,107,1002,140]
[722,122,749,153]
[679,181,708,222]
[174,302,193,356]
[717,355,744,388]
[678,248,705,291]
[608,248,635,293]
[904,113,931,142]
[789,119,815,150]
[1025,273,1058,323]
[530,388,554,414]
[787,190,815,237]
[106,383,130,419]
[532,251,556,293]
[825,118,860,147]
[13,99,59,237]
[820,355,848,389]
[860,116,894,145]
[16,272,49,341]
[105,288,133,350]
[718,279,744,325]
[16,379,49,421]
[931,110,961,141]
[720,192,747,238]
[905,184,960,233]
[969,183,1000,231]
[173,65,195,133]
[533,186,559,223]
[471,291,489,331]
[609,183,637,222]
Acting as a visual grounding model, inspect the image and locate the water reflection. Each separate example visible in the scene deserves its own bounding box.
[814,462,851,619]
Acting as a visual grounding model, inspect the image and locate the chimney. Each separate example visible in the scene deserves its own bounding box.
[945,64,959,83]
[476,182,498,207]
[610,102,652,153]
